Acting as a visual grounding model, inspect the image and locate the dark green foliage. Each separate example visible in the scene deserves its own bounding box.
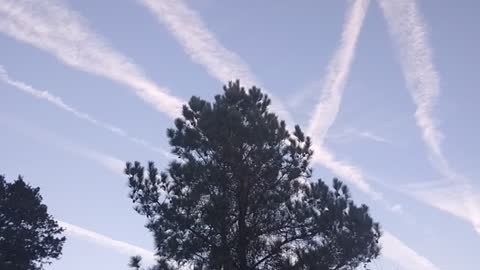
[126,81,381,270]
[0,175,66,270]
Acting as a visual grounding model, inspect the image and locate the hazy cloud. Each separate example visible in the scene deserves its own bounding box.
[0,114,125,175]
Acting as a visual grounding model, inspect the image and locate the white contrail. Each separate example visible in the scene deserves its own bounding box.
[0,0,183,118]
[137,0,292,124]
[381,231,441,270]
[307,0,369,142]
[58,220,156,264]
[303,0,378,197]
[0,66,170,158]
[377,0,480,233]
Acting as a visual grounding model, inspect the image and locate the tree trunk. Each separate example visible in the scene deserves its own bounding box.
[238,178,248,270]
[221,213,232,270]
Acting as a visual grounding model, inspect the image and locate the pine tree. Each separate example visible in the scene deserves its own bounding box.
[126,81,381,270]
[0,175,66,270]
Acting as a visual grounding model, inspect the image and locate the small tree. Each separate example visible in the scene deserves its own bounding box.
[129,255,143,270]
[0,175,66,270]
[126,81,381,270]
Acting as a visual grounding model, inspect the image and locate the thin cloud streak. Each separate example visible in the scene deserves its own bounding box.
[381,231,441,270]
[378,0,480,234]
[0,0,183,118]
[356,130,390,144]
[0,66,170,158]
[0,113,125,175]
[58,221,156,264]
[326,127,391,144]
[138,0,292,124]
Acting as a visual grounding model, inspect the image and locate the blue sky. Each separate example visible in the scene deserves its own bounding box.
[1,0,479,269]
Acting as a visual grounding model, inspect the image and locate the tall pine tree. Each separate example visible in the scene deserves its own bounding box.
[126,81,381,270]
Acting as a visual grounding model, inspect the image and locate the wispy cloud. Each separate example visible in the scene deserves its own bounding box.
[73,147,125,176]
[381,231,441,270]
[377,0,480,234]
[0,0,183,118]
[137,0,292,124]
[0,66,170,158]
[58,220,156,264]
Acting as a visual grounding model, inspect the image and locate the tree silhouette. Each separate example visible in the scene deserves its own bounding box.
[0,175,66,270]
[126,81,381,270]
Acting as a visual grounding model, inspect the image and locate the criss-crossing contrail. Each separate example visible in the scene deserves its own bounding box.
[0,66,169,158]
[137,0,293,125]
[0,0,444,267]
[140,0,381,199]
[378,0,480,235]
[0,0,183,118]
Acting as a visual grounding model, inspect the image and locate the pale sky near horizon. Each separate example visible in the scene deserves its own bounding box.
[1,0,479,269]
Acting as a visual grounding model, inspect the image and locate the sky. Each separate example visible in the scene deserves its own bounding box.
[0,0,479,269]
